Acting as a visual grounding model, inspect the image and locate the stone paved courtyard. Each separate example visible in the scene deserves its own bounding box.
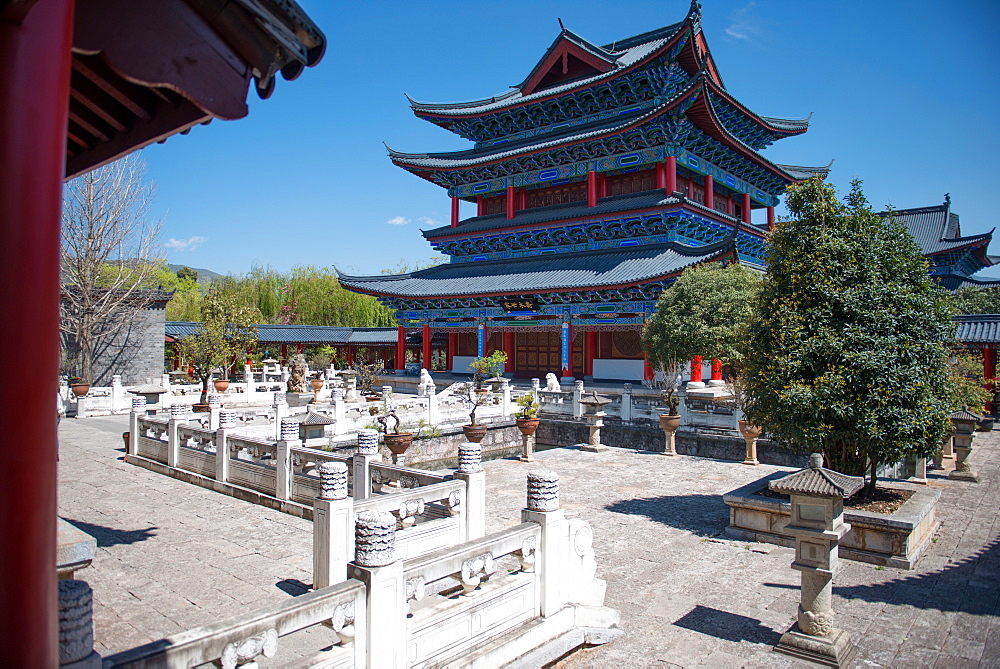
[60,415,1000,666]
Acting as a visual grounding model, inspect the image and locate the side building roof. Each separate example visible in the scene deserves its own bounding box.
[164,322,396,345]
[882,202,993,257]
[955,315,1000,344]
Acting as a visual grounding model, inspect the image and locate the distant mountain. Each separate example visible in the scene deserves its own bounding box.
[167,264,225,285]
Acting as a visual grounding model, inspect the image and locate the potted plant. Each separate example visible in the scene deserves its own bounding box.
[458,382,490,443]
[213,373,230,393]
[375,399,413,463]
[353,357,384,399]
[515,393,540,436]
[468,350,508,391]
[68,375,90,398]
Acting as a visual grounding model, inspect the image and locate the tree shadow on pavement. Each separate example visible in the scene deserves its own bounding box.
[276,578,311,596]
[64,518,158,547]
[604,494,730,537]
[673,604,781,645]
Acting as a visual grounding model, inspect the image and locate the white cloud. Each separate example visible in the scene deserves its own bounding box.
[386,216,410,225]
[386,215,440,227]
[416,216,440,226]
[725,2,763,41]
[165,235,207,252]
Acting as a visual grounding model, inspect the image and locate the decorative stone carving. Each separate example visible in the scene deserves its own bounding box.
[207,394,222,409]
[395,498,425,528]
[331,602,355,647]
[331,387,345,402]
[406,575,426,609]
[273,391,286,406]
[515,536,537,573]
[799,607,832,637]
[399,475,419,489]
[280,417,298,441]
[131,396,146,412]
[545,373,561,392]
[445,489,463,515]
[458,442,482,473]
[58,579,94,665]
[219,410,237,429]
[527,470,560,511]
[459,552,495,596]
[418,369,435,397]
[318,461,348,500]
[287,354,307,393]
[573,522,594,557]
[169,404,186,421]
[357,428,379,455]
[355,511,396,567]
[220,628,278,669]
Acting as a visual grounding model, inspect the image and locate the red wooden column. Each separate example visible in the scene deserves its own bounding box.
[447,332,456,372]
[518,187,527,211]
[666,156,677,194]
[506,185,516,220]
[985,347,998,414]
[655,162,666,189]
[297,343,304,354]
[704,174,714,210]
[450,196,460,227]
[585,331,597,378]
[346,346,354,366]
[476,195,483,217]
[422,323,432,370]
[599,173,607,199]
[396,326,406,373]
[767,206,775,232]
[643,352,655,381]
[742,193,752,224]
[686,176,694,199]
[281,343,288,365]
[503,331,515,374]
[710,359,723,382]
[587,170,597,208]
[690,355,703,384]
[0,0,74,661]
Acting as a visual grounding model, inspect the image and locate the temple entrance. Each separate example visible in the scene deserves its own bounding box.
[514,331,562,379]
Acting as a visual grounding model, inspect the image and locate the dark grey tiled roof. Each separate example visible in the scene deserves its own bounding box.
[338,239,731,298]
[424,191,684,239]
[769,461,864,499]
[775,162,832,180]
[299,412,336,426]
[955,315,1000,343]
[882,204,992,256]
[165,323,396,346]
[935,274,1000,292]
[949,407,983,422]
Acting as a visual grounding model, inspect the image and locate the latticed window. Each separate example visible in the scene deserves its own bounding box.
[481,195,505,216]
[606,168,654,197]
[526,182,587,208]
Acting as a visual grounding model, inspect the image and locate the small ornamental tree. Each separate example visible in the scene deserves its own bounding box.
[643,261,762,375]
[742,178,954,492]
[175,290,258,404]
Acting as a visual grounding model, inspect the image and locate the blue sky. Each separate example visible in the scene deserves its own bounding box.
[141,0,1000,278]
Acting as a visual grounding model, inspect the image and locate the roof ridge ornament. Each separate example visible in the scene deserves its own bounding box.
[688,0,703,31]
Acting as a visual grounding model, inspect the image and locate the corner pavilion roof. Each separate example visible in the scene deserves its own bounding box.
[769,454,864,499]
[883,202,993,257]
[954,315,1000,344]
[337,238,734,299]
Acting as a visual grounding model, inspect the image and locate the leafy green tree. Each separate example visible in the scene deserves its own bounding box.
[742,179,954,491]
[946,352,991,413]
[175,266,198,283]
[642,262,762,375]
[175,290,258,404]
[948,286,1000,315]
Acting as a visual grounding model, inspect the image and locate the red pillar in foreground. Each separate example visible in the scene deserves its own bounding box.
[704,174,714,210]
[587,170,597,208]
[767,206,775,232]
[742,193,752,224]
[690,355,703,383]
[711,359,723,382]
[503,331,515,374]
[585,331,597,378]
[506,185,515,220]
[666,156,677,194]
[422,323,432,370]
[643,353,655,381]
[396,326,406,372]
[0,0,74,661]
[450,196,459,227]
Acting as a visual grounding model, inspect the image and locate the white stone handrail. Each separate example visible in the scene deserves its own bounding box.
[101,579,366,668]
[228,435,276,461]
[355,479,464,516]
[177,425,216,452]
[289,447,352,477]
[368,462,449,489]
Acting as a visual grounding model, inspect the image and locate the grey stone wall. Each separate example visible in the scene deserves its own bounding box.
[383,420,523,470]
[536,417,809,468]
[73,300,167,386]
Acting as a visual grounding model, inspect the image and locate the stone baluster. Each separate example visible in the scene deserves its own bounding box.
[166,404,186,468]
[345,376,359,402]
[272,391,288,441]
[216,410,237,483]
[59,579,99,667]
[207,394,222,430]
[522,470,566,617]
[426,385,439,425]
[500,378,512,416]
[276,417,300,501]
[349,511,404,668]
[454,443,485,541]
[159,373,173,409]
[531,378,541,394]
[353,429,380,501]
[572,380,585,418]
[128,396,146,456]
[313,462,353,589]
[620,383,633,423]
[331,388,346,435]
[244,363,256,404]
[910,456,928,485]
[110,374,124,413]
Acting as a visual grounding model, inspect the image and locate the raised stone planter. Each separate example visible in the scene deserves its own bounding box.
[723,472,940,569]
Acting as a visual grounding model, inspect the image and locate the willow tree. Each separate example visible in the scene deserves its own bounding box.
[742,178,954,491]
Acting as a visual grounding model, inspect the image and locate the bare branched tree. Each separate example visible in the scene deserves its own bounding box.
[60,154,163,383]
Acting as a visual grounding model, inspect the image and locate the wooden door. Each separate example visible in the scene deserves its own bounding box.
[514,331,562,378]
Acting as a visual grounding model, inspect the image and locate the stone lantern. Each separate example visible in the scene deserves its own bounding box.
[578,391,611,452]
[770,453,863,667]
[127,384,168,415]
[948,407,980,483]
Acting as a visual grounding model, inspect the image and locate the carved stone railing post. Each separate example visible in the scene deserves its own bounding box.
[522,470,567,617]
[353,429,380,501]
[620,383,633,423]
[207,394,222,430]
[349,511,404,668]
[500,378,512,416]
[160,373,173,410]
[331,388,346,435]
[128,397,146,457]
[244,363,256,404]
[531,378,541,394]
[166,404,186,468]
[426,386,439,425]
[59,579,99,667]
[276,418,300,501]
[272,391,288,441]
[572,380,585,418]
[110,374,124,413]
[313,462,352,589]
[453,443,485,541]
[216,410,237,483]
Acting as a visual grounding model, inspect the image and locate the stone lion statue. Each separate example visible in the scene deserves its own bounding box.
[287,354,307,393]
[545,372,561,392]
[418,368,435,397]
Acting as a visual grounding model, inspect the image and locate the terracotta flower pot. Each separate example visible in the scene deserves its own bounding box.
[70,384,90,398]
[463,424,487,443]
[516,417,540,436]
[213,379,229,393]
[310,379,325,391]
[659,414,681,432]
[738,420,762,439]
[384,432,413,464]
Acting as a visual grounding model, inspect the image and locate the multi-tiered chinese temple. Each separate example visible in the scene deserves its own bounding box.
[340,2,828,382]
